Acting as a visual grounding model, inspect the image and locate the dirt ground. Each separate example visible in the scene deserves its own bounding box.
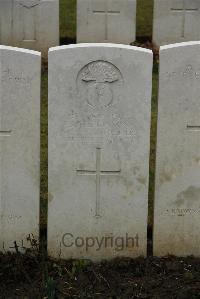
[0,249,200,299]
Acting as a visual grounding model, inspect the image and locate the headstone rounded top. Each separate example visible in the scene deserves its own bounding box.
[49,43,153,55]
[160,41,200,51]
[0,45,41,56]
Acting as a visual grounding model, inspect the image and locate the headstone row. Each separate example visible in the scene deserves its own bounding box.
[79,0,200,45]
[0,42,200,260]
[1,0,200,52]
[0,0,136,51]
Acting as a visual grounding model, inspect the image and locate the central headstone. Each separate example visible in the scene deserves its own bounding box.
[48,44,153,260]
[77,0,136,44]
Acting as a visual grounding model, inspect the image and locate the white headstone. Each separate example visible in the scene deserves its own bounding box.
[0,0,59,57]
[153,0,200,46]
[0,0,13,45]
[154,42,200,257]
[77,0,136,44]
[0,46,41,252]
[48,44,153,260]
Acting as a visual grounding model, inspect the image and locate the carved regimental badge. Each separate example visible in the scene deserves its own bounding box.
[77,60,123,108]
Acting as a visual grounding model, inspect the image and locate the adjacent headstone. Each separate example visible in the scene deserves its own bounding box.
[153,0,200,46]
[48,44,153,260]
[0,0,59,57]
[0,0,13,45]
[154,42,200,257]
[77,0,136,44]
[0,46,41,252]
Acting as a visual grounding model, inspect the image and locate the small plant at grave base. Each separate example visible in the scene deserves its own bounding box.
[69,260,89,279]
[46,276,56,299]
[26,234,39,252]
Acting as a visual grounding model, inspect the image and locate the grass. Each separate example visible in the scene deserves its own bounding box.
[149,63,158,226]
[137,0,154,38]
[60,0,76,42]
[40,0,158,230]
[40,68,48,227]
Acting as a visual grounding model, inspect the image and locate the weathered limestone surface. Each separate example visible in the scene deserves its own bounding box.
[0,46,41,252]
[48,44,152,260]
[77,0,136,44]
[0,0,59,57]
[154,42,200,257]
[153,0,200,46]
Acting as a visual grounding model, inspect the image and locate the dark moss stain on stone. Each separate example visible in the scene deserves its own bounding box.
[176,186,200,206]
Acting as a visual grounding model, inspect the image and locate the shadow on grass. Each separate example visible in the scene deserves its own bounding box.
[60,37,76,45]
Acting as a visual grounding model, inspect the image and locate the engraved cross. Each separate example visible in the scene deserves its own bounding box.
[77,148,121,217]
[186,125,200,131]
[93,3,120,40]
[0,130,12,137]
[171,0,198,38]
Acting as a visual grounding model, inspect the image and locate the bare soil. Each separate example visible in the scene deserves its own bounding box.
[0,250,200,299]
